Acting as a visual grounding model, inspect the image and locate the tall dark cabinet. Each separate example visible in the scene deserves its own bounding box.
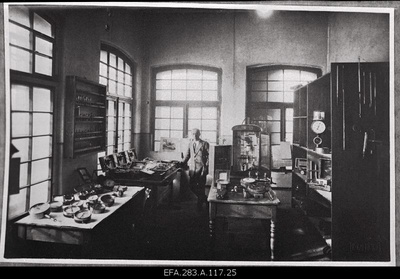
[292,62,390,261]
[330,62,390,261]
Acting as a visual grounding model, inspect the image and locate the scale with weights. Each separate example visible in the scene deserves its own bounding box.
[311,111,326,153]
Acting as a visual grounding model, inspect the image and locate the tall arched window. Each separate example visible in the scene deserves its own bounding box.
[246,65,321,147]
[98,44,134,157]
[8,5,57,219]
[152,66,221,151]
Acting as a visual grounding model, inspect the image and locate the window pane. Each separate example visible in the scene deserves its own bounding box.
[30,181,50,207]
[187,90,202,101]
[268,91,283,102]
[32,136,51,160]
[285,133,293,143]
[170,130,183,138]
[202,80,218,90]
[188,108,201,119]
[187,69,202,80]
[100,63,108,77]
[117,70,124,83]
[125,63,131,74]
[266,109,281,120]
[100,50,107,63]
[35,37,52,56]
[187,80,202,90]
[156,80,171,90]
[11,84,29,111]
[125,73,132,85]
[31,158,50,184]
[12,138,29,162]
[108,101,115,115]
[125,85,132,98]
[9,6,30,27]
[107,131,115,145]
[285,81,302,92]
[155,106,170,118]
[286,108,294,119]
[125,104,131,117]
[301,71,317,82]
[33,113,52,135]
[156,70,171,80]
[171,107,183,118]
[9,23,31,48]
[154,141,160,152]
[252,81,267,91]
[124,117,131,129]
[284,70,301,81]
[188,120,201,131]
[171,119,183,130]
[117,82,124,95]
[268,69,283,80]
[203,71,218,80]
[12,112,30,137]
[251,71,267,81]
[107,146,114,154]
[171,90,186,100]
[155,119,170,129]
[109,67,116,80]
[118,116,123,130]
[202,107,217,119]
[107,116,115,130]
[156,90,171,100]
[268,81,283,91]
[172,80,186,90]
[19,163,29,187]
[117,57,124,70]
[202,119,217,130]
[10,46,31,73]
[109,53,117,67]
[99,77,107,86]
[270,132,281,145]
[109,80,116,94]
[8,188,28,219]
[171,69,186,80]
[201,131,217,143]
[124,131,131,143]
[35,55,52,76]
[251,91,266,102]
[33,87,51,112]
[202,90,218,101]
[284,91,294,103]
[267,121,281,133]
[286,122,293,133]
[33,13,52,37]
[155,129,170,140]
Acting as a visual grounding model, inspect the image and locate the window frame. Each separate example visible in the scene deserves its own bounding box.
[151,65,222,150]
[98,43,135,163]
[8,6,59,220]
[246,65,322,145]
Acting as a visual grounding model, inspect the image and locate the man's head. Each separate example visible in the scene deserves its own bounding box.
[190,128,201,141]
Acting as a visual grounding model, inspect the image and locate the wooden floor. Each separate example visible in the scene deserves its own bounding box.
[4,185,331,263]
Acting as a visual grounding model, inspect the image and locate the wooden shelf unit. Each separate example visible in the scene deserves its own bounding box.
[64,76,107,158]
[291,62,390,261]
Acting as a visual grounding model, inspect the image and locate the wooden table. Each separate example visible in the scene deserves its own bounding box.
[108,163,181,211]
[207,186,280,260]
[15,186,145,257]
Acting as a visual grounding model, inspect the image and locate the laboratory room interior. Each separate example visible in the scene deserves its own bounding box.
[0,1,398,267]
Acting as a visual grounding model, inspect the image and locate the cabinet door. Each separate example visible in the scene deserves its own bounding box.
[331,62,390,261]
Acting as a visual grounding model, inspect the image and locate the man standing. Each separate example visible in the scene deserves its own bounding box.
[182,128,210,210]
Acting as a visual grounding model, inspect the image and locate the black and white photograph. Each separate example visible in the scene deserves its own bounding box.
[0,1,398,269]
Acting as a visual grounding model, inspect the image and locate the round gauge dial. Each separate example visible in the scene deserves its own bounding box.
[311,120,326,134]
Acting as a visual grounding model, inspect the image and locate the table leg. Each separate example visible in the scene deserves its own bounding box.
[270,219,275,261]
[208,203,216,259]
